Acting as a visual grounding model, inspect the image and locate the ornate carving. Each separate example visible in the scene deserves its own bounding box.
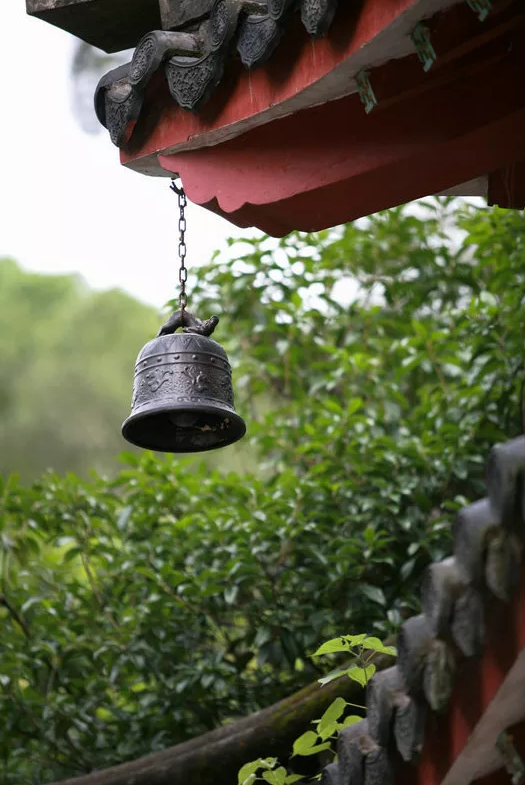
[95,63,131,130]
[237,14,282,69]
[94,0,341,147]
[393,696,426,762]
[95,64,145,147]
[236,0,292,69]
[210,0,233,50]
[321,763,340,785]
[130,30,202,90]
[130,34,158,86]
[146,368,174,392]
[132,356,234,410]
[300,0,339,37]
[182,365,208,393]
[451,586,485,657]
[104,81,144,147]
[165,52,224,111]
[163,0,239,112]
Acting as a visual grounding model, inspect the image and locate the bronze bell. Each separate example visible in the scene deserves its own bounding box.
[122,310,246,453]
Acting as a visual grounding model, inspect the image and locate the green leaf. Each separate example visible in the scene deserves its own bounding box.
[239,761,264,784]
[318,721,338,741]
[313,638,350,657]
[292,731,318,757]
[317,697,346,733]
[313,634,367,658]
[342,715,362,728]
[118,451,140,467]
[346,665,376,687]
[361,637,397,657]
[343,634,368,647]
[318,669,348,686]
[347,398,364,416]
[360,585,386,606]
[63,546,83,564]
[295,743,331,757]
[262,767,287,785]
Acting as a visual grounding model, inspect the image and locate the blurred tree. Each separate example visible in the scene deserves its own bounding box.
[0,258,159,480]
[1,201,525,784]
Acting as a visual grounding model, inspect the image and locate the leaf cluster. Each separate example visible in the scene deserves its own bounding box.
[2,201,525,782]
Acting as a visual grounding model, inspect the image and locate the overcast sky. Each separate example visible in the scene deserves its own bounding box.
[0,3,239,310]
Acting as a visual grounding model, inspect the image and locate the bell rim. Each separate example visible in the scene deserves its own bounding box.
[121,402,247,454]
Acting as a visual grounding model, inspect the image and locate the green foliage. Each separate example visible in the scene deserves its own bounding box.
[0,259,159,480]
[241,634,389,783]
[1,201,525,782]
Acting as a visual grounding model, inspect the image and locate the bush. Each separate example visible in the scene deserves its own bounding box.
[1,200,524,782]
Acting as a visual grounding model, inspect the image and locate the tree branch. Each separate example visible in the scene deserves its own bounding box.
[46,647,395,785]
[0,594,31,639]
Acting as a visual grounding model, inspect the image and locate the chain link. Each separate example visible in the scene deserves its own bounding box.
[170,179,188,313]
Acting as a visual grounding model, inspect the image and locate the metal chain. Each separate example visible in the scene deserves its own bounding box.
[170,179,188,313]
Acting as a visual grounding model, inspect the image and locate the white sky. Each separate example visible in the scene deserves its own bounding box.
[0,3,239,310]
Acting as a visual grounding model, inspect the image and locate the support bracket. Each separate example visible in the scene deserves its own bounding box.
[411,24,437,72]
[496,731,525,785]
[356,70,377,114]
[466,0,492,21]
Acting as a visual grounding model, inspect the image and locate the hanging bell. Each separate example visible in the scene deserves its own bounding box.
[122,310,246,453]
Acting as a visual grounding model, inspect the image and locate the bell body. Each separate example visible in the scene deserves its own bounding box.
[122,331,246,453]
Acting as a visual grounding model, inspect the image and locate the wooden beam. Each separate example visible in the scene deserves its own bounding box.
[155,37,525,235]
[489,163,525,210]
[120,0,457,170]
[120,0,522,170]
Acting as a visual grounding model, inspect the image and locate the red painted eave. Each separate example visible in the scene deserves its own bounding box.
[162,25,525,235]
[120,0,462,169]
[120,0,525,235]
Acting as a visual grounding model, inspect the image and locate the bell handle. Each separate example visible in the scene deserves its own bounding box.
[157,310,219,338]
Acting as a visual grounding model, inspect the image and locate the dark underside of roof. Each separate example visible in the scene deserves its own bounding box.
[94,0,344,147]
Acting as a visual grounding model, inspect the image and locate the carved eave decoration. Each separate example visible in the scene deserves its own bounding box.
[89,0,525,237]
[94,0,341,148]
[27,0,525,234]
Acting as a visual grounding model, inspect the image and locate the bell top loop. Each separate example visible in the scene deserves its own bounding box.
[157,310,219,338]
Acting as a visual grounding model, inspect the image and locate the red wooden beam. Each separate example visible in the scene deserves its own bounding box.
[157,35,525,235]
[120,0,420,165]
[120,0,521,168]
